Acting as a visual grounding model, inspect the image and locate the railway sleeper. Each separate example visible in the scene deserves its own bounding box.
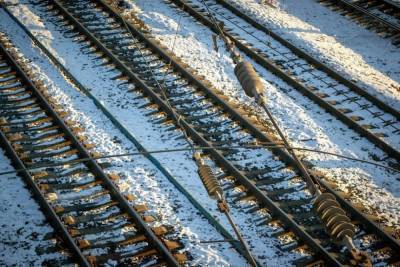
[63,208,128,226]
[47,188,109,205]
[200,128,232,138]
[233,193,256,203]
[14,132,65,144]
[88,248,165,266]
[4,123,57,135]
[0,76,19,85]
[18,140,72,153]
[176,104,210,114]
[242,166,286,179]
[0,102,40,113]
[78,233,148,251]
[18,146,77,161]
[31,167,90,181]
[45,1,398,266]
[0,83,25,93]
[2,108,44,120]
[243,204,263,214]
[253,177,292,189]
[0,72,17,82]
[0,87,30,98]
[90,52,108,62]
[55,200,118,215]
[293,257,325,267]
[68,221,136,238]
[276,198,313,209]
[263,186,305,198]
[88,24,122,34]
[40,179,103,192]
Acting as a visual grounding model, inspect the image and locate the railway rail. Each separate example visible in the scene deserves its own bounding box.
[1,4,261,264]
[28,0,400,265]
[167,0,400,162]
[0,35,185,266]
[317,0,400,45]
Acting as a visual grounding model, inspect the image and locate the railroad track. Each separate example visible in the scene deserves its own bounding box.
[27,0,400,265]
[0,35,186,266]
[317,0,400,45]
[166,0,400,162]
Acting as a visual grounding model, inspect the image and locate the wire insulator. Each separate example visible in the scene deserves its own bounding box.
[234,61,264,99]
[314,193,356,243]
[198,164,223,198]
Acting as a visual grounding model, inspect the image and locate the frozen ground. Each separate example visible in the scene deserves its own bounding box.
[0,4,306,265]
[227,0,400,110]
[1,0,399,264]
[184,0,399,149]
[125,0,400,229]
[0,28,249,266]
[0,151,69,266]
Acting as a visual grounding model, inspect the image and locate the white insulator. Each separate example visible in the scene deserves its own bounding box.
[234,61,265,99]
[198,164,223,198]
[314,193,356,243]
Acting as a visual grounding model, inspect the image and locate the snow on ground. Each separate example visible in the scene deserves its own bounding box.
[0,151,67,266]
[0,5,300,265]
[0,29,249,267]
[185,0,399,148]
[5,2,65,65]
[120,0,400,229]
[227,0,400,110]
[1,0,399,264]
[0,11,251,267]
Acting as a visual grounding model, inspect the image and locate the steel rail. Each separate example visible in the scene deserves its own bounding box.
[169,0,400,161]
[163,0,400,249]
[48,0,341,266]
[1,6,256,264]
[50,0,343,264]
[47,0,400,265]
[330,0,400,32]
[0,42,90,266]
[92,0,400,255]
[0,27,180,267]
[382,0,400,10]
[214,0,400,120]
[0,134,88,265]
[318,0,400,43]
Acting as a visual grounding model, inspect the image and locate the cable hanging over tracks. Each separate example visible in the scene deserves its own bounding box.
[201,0,372,264]
[106,3,258,264]
[0,34,185,266]
[1,5,269,265]
[20,0,400,265]
[168,0,400,162]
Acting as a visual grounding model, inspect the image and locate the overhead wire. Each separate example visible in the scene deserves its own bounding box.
[196,1,373,263]
[1,144,397,177]
[118,3,196,153]
[99,5,258,265]
[1,2,384,264]
[199,0,320,195]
